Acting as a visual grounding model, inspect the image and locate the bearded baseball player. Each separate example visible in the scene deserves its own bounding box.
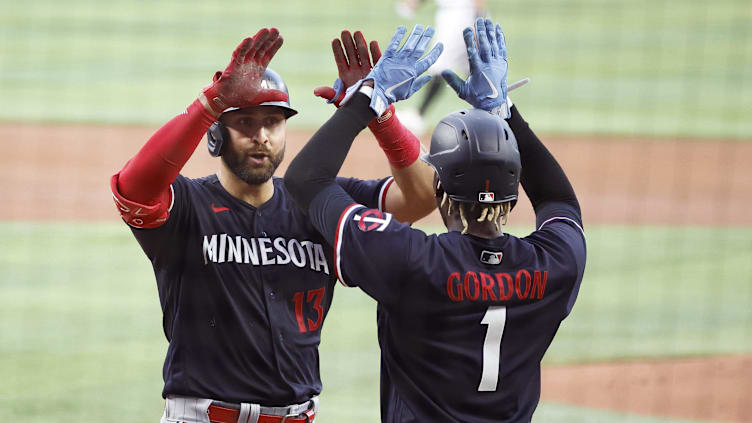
[285,19,586,422]
[110,27,437,423]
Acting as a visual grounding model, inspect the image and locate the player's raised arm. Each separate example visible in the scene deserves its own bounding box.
[110,29,284,228]
[286,25,442,244]
[443,18,581,227]
[313,29,437,224]
[508,105,581,226]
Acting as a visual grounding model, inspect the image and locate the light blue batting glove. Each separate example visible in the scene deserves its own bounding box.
[341,25,444,116]
[326,78,346,104]
[442,18,509,117]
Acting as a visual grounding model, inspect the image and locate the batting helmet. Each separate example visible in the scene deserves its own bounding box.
[207,68,297,157]
[421,108,521,205]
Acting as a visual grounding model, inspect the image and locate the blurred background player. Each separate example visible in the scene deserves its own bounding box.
[285,19,586,421]
[395,0,487,135]
[110,28,436,423]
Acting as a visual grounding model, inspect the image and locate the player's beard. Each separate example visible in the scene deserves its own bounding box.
[222,146,285,186]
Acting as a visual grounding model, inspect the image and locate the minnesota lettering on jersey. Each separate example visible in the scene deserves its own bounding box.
[447,269,548,302]
[202,234,330,274]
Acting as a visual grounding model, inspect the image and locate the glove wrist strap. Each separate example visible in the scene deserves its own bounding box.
[198,92,222,118]
[358,85,374,98]
[341,78,389,116]
[200,86,227,117]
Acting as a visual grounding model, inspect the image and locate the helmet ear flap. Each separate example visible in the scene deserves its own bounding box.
[207,121,229,157]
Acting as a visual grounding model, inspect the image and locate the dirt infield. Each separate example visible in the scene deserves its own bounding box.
[543,355,752,422]
[3,122,751,421]
[4,123,752,226]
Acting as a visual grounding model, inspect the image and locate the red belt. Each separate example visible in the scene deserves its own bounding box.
[208,404,315,423]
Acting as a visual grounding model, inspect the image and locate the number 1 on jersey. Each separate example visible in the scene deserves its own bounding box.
[478,306,507,392]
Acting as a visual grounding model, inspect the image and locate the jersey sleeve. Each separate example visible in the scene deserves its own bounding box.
[114,175,191,261]
[110,172,193,230]
[524,201,587,314]
[533,199,583,230]
[110,171,174,229]
[336,176,394,212]
[332,204,417,306]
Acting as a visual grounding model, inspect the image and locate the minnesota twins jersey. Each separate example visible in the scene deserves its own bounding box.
[331,202,586,422]
[124,174,393,405]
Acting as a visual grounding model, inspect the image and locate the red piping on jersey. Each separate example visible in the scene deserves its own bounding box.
[378,177,395,212]
[333,203,363,287]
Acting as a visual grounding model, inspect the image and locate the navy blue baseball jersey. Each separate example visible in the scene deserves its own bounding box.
[330,201,585,422]
[118,174,394,405]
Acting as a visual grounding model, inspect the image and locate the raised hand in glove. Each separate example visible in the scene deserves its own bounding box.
[341,24,443,116]
[314,30,382,107]
[442,18,509,117]
[201,28,286,117]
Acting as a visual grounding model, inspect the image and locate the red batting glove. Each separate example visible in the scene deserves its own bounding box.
[313,30,418,168]
[313,86,344,107]
[314,30,382,108]
[202,28,286,116]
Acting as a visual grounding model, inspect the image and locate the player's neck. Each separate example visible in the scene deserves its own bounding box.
[216,168,275,208]
[465,223,504,239]
[445,214,504,239]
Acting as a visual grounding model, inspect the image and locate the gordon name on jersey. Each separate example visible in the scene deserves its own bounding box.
[445,268,548,303]
[202,233,330,274]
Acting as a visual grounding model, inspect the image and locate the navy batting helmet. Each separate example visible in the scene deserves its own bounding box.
[207,68,297,157]
[421,108,521,205]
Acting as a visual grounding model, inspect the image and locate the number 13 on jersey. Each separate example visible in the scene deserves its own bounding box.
[478,306,507,392]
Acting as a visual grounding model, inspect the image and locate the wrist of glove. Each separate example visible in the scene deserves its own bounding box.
[201,81,231,117]
[314,79,395,126]
[341,78,390,116]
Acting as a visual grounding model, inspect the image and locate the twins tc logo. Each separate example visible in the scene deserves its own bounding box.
[480,250,503,265]
[354,209,392,232]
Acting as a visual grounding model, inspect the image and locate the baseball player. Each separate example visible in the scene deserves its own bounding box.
[395,0,487,135]
[110,28,436,423]
[285,19,586,422]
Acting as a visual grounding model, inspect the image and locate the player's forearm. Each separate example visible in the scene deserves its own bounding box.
[116,98,216,203]
[385,161,436,223]
[284,92,376,212]
[507,105,580,216]
[367,106,435,222]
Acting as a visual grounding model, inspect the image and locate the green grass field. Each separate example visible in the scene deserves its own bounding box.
[1,222,750,422]
[1,0,751,137]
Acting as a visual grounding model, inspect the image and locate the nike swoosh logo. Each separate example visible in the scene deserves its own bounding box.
[384,77,414,97]
[211,204,230,213]
[481,72,499,99]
